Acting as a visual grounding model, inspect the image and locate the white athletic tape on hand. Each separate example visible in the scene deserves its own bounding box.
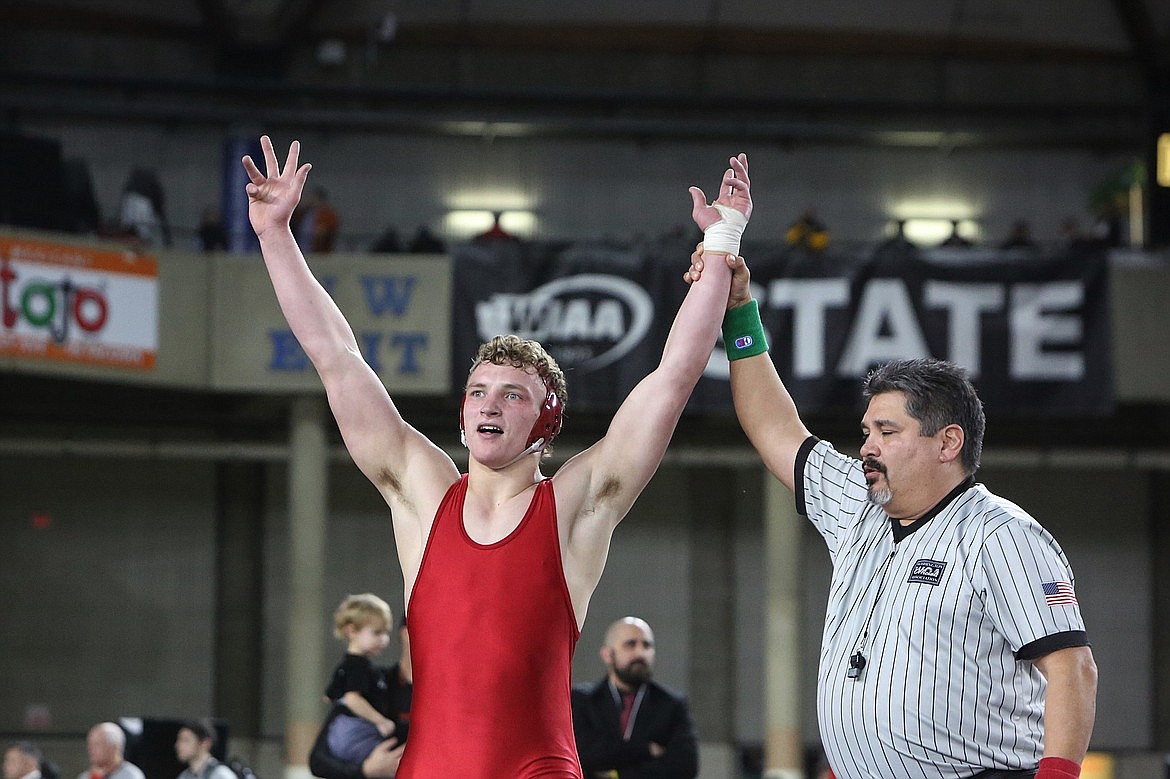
[703,203,748,257]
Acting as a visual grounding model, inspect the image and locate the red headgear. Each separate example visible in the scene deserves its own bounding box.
[528,385,563,448]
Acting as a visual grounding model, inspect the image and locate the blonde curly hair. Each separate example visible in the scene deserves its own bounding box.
[332,593,392,639]
[468,335,567,409]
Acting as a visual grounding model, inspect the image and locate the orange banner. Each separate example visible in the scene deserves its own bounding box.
[0,235,159,371]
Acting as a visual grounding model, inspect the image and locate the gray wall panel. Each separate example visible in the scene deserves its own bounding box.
[0,454,218,734]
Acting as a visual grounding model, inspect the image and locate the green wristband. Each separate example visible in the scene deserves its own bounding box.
[722,299,769,361]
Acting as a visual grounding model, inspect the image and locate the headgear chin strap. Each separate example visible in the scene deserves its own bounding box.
[493,437,547,470]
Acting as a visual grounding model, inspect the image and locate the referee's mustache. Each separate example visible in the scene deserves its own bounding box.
[862,458,886,475]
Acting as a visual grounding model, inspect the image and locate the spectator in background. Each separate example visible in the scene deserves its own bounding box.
[1089,200,1124,248]
[293,186,341,253]
[999,219,1038,250]
[472,211,516,244]
[572,617,699,779]
[4,742,43,779]
[939,219,973,248]
[61,157,102,234]
[370,225,402,253]
[174,720,234,779]
[1059,217,1092,250]
[784,208,830,253]
[77,723,143,779]
[323,594,399,763]
[873,219,919,264]
[197,206,229,252]
[407,226,445,254]
[119,169,171,248]
[310,618,413,779]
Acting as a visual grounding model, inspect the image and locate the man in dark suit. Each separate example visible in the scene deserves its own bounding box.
[572,617,698,779]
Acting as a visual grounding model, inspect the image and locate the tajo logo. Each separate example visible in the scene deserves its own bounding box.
[1,257,109,343]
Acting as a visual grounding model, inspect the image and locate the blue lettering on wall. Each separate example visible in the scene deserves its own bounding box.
[361,275,417,317]
[354,331,428,374]
[392,332,427,373]
[268,330,310,371]
[358,331,384,373]
[270,329,428,376]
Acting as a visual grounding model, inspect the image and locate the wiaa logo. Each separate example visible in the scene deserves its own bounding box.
[907,559,947,586]
[475,274,653,370]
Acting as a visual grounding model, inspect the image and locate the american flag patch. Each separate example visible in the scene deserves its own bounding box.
[1042,581,1078,606]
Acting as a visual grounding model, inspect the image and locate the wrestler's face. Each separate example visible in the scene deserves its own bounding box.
[462,362,545,467]
[859,391,945,516]
[602,622,655,690]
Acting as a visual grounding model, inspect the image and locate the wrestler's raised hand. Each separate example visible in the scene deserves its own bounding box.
[241,135,312,239]
[687,153,752,233]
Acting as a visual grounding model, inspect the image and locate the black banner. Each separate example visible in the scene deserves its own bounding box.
[452,240,1113,417]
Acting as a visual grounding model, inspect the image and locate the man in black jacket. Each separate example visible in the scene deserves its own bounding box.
[572,617,698,779]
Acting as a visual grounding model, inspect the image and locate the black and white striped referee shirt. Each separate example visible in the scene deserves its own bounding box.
[796,437,1088,779]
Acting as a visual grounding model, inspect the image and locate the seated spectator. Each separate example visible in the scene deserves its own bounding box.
[174,720,235,779]
[1090,200,1124,247]
[873,219,919,261]
[61,157,102,234]
[370,225,402,253]
[784,208,830,252]
[119,169,171,248]
[1059,216,1093,250]
[999,219,1038,250]
[407,226,445,254]
[4,741,44,779]
[472,212,516,243]
[293,187,341,253]
[77,723,143,779]
[939,219,973,248]
[198,206,229,252]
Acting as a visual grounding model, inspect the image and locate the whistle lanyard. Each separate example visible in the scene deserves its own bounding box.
[849,544,898,680]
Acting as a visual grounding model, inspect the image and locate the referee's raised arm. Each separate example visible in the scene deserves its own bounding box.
[688,252,811,492]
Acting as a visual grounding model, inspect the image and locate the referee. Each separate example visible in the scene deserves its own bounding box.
[686,255,1097,779]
